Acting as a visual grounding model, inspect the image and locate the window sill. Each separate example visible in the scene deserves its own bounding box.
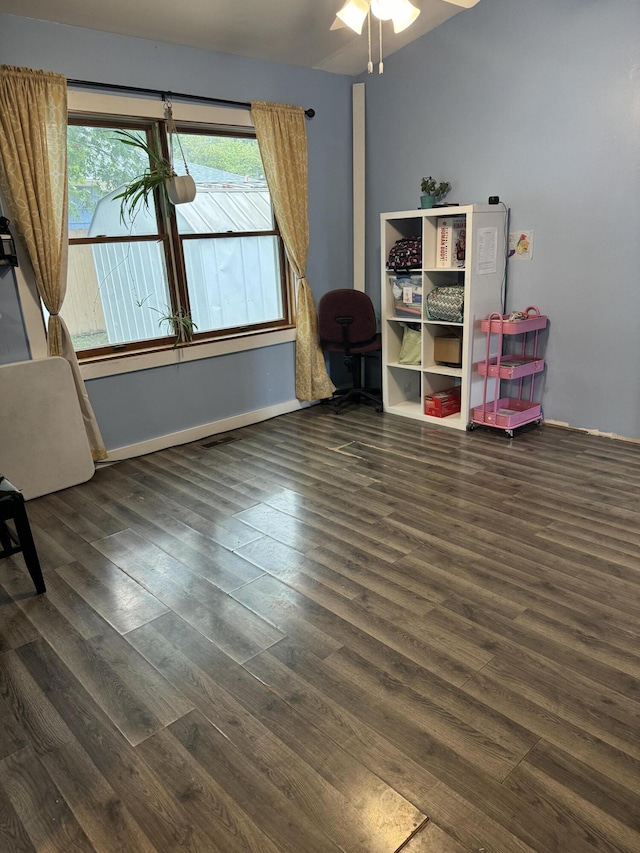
[79,327,297,380]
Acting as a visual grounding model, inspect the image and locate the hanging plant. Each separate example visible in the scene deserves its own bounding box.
[113,101,196,224]
[112,130,173,223]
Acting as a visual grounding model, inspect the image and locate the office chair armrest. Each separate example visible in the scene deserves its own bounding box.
[336,316,354,357]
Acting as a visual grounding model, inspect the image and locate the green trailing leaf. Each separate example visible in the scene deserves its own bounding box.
[113,130,170,168]
[112,130,176,224]
[152,305,198,348]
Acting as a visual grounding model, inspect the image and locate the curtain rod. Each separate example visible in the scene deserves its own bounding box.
[67,79,315,118]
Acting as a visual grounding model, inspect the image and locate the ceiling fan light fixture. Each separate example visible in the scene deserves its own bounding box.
[335,0,369,34]
[391,0,420,33]
[331,0,425,74]
[370,0,397,21]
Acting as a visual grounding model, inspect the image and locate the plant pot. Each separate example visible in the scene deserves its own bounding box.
[166,174,196,205]
[420,194,436,209]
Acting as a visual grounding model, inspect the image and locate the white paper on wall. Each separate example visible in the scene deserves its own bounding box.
[476,227,498,275]
[509,230,534,260]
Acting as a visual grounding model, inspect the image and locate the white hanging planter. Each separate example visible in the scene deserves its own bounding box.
[165,174,196,205]
[164,100,196,206]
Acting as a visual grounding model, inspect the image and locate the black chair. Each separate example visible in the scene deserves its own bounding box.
[0,475,46,594]
[318,289,383,414]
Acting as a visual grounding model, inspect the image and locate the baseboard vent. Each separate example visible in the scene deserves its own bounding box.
[201,435,240,449]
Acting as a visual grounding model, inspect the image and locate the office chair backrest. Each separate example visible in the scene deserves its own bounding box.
[318,289,377,347]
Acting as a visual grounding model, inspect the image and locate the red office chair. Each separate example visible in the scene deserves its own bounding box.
[318,289,382,414]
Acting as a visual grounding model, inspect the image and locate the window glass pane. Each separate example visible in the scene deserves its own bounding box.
[68,125,159,238]
[66,241,172,350]
[175,134,273,235]
[184,236,283,332]
[67,117,290,355]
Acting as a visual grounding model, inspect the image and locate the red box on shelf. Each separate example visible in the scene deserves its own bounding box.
[424,386,461,418]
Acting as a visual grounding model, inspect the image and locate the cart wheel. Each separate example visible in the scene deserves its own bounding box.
[506,429,514,438]
[375,404,383,413]
[467,423,476,431]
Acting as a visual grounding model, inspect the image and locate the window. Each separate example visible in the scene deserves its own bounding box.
[66,115,291,358]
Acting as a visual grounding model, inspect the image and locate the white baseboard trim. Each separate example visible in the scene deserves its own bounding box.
[544,419,640,444]
[103,399,311,462]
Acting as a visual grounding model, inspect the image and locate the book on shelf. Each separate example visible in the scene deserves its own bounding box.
[436,216,466,269]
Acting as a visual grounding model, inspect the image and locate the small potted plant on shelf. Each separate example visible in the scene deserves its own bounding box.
[420,176,451,209]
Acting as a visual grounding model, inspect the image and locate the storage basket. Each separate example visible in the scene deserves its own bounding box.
[425,285,464,323]
[390,274,422,319]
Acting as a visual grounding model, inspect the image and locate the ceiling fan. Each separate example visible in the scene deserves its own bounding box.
[331,0,482,73]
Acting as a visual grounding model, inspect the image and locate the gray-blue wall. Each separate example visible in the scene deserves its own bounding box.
[3,0,640,440]
[362,0,640,437]
[0,13,353,449]
[0,267,30,364]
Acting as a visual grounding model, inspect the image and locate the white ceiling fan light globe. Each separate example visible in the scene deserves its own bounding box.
[370,0,398,22]
[335,0,370,34]
[392,0,420,33]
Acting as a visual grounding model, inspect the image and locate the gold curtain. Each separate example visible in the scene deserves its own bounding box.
[0,65,107,462]
[251,100,335,402]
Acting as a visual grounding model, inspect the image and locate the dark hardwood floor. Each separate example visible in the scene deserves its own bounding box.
[1,405,640,852]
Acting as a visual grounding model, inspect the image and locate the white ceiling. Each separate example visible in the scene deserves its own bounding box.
[0,0,467,76]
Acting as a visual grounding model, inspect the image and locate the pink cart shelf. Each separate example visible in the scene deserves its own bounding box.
[481,312,547,334]
[472,306,547,437]
[473,398,542,429]
[477,355,545,380]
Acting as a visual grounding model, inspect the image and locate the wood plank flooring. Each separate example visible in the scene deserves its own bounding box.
[1,405,640,852]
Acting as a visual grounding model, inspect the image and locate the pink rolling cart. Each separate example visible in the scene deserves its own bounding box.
[472,305,547,437]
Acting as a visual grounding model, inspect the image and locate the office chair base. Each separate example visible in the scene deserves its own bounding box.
[330,387,382,415]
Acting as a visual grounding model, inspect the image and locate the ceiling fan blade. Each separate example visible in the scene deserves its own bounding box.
[441,0,482,8]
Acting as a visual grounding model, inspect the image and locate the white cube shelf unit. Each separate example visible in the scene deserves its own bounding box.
[381,204,507,430]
